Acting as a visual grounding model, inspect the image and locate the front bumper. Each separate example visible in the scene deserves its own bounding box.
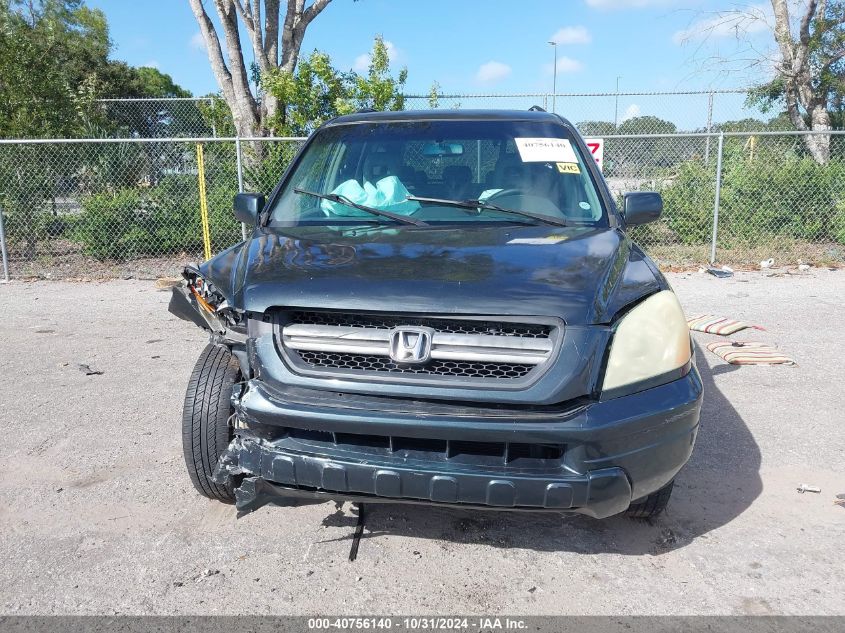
[217,369,702,519]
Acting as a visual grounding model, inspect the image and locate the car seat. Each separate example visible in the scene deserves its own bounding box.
[442,165,473,200]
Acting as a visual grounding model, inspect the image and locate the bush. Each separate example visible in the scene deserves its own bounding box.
[656,149,845,246]
[658,160,715,245]
[74,173,240,261]
[74,189,146,260]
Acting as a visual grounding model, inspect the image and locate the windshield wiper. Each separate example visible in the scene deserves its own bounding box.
[294,188,429,227]
[405,195,567,228]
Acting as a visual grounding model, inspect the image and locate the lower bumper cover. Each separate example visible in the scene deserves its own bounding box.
[215,436,633,518]
[214,369,702,519]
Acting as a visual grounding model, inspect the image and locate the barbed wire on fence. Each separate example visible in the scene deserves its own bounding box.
[1,130,844,281]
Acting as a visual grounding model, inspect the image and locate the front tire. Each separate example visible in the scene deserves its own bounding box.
[625,479,674,519]
[181,344,239,503]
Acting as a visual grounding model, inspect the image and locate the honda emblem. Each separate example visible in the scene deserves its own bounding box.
[388,327,434,364]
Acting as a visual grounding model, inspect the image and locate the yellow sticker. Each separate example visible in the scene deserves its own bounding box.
[556,162,580,174]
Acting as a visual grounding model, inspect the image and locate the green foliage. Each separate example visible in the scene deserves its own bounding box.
[74,162,241,261]
[577,121,617,136]
[618,116,677,136]
[655,147,845,246]
[428,82,441,109]
[198,96,236,137]
[353,35,407,112]
[658,160,715,244]
[73,188,145,260]
[261,35,407,136]
[262,50,356,136]
[0,0,195,256]
[0,1,192,139]
[0,0,109,137]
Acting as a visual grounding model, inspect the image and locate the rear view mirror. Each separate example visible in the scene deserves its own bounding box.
[233,193,265,224]
[422,142,464,157]
[623,192,663,226]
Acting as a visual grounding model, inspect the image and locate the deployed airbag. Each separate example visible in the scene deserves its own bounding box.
[320,176,420,217]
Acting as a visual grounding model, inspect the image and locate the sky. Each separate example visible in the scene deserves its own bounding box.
[86,0,777,99]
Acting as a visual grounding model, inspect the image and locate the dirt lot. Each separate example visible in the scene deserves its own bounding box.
[1,270,843,615]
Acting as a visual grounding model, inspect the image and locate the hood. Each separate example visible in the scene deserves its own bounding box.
[200,224,663,325]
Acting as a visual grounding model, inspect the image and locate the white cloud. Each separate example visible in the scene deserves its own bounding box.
[672,4,771,44]
[543,56,584,75]
[190,31,207,53]
[550,26,592,45]
[141,60,160,69]
[353,53,371,72]
[353,40,400,72]
[621,103,641,122]
[586,0,680,9]
[475,61,512,83]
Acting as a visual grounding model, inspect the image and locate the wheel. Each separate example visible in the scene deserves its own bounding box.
[181,343,239,503]
[625,479,674,519]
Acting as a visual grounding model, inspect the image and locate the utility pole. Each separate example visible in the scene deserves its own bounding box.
[548,41,558,112]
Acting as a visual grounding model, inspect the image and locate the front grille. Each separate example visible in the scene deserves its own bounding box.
[280,310,559,383]
[297,351,534,378]
[289,310,551,338]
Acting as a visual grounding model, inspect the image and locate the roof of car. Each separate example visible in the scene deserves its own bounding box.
[323,109,573,128]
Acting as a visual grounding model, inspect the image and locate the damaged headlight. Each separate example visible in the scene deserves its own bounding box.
[182,267,244,330]
[601,290,692,398]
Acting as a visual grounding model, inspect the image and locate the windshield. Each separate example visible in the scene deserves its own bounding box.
[268,119,607,228]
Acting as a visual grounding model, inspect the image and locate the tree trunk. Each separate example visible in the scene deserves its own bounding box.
[807,105,832,164]
[769,0,832,164]
[189,0,333,139]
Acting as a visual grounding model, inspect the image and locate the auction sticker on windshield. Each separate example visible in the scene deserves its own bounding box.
[515,138,578,163]
[556,162,580,174]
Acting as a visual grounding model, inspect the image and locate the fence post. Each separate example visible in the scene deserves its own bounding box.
[0,204,9,282]
[704,91,714,164]
[235,136,247,241]
[709,132,725,265]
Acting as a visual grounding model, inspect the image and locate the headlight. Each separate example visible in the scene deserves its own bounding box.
[602,290,692,396]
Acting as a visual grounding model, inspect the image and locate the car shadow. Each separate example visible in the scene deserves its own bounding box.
[311,340,763,556]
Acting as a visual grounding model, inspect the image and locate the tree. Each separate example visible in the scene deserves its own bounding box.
[576,120,616,136]
[220,36,406,136]
[681,1,844,164]
[617,116,677,136]
[0,1,193,138]
[0,0,110,138]
[94,63,199,137]
[751,0,845,163]
[614,116,682,174]
[187,0,335,138]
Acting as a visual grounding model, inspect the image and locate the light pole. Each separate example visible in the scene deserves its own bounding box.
[548,41,557,112]
[614,75,622,130]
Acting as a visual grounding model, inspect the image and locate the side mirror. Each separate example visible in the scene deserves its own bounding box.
[233,193,265,224]
[623,192,662,226]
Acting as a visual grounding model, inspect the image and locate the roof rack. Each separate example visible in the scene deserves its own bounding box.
[528,105,546,112]
[356,107,378,114]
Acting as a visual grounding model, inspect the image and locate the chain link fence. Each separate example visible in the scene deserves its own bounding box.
[406,90,764,133]
[1,130,844,281]
[88,90,768,138]
[612,131,845,268]
[0,137,304,280]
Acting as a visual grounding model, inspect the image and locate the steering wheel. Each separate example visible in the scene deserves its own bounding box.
[483,188,526,202]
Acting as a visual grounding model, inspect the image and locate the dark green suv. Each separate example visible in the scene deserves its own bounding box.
[169,109,702,520]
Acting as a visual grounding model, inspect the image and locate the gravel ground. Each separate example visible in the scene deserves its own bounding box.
[0,270,843,615]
